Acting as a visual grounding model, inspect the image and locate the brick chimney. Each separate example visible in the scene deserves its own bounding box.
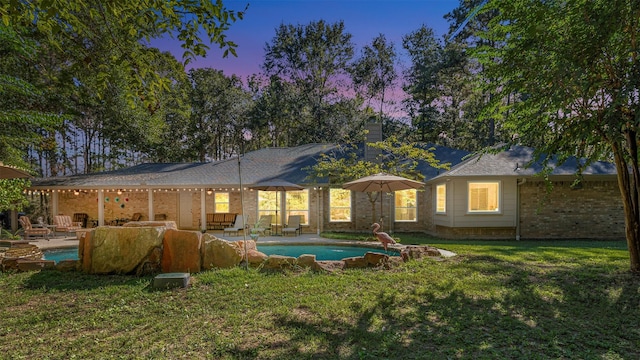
[364,122,383,162]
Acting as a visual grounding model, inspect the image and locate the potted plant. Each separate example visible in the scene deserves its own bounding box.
[249,223,260,241]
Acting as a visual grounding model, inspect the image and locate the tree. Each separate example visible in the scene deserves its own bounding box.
[349,34,398,118]
[478,0,640,272]
[442,0,508,150]
[247,75,301,148]
[1,0,244,107]
[262,20,356,142]
[187,68,251,161]
[402,25,446,142]
[0,25,62,169]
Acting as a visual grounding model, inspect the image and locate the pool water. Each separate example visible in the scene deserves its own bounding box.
[43,248,79,263]
[258,244,396,261]
[43,244,396,263]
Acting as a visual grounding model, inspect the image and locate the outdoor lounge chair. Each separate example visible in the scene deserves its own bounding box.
[223,215,246,236]
[53,215,82,234]
[282,215,302,236]
[18,216,51,241]
[253,215,273,236]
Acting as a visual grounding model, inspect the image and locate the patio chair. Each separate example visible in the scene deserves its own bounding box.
[53,215,82,234]
[282,215,302,236]
[18,216,51,241]
[131,213,142,222]
[253,215,273,236]
[223,215,246,236]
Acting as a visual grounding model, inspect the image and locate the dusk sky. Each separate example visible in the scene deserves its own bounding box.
[154,0,461,79]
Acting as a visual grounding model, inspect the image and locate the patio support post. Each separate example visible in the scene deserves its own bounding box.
[200,188,206,231]
[148,188,154,221]
[97,190,104,226]
[52,191,59,216]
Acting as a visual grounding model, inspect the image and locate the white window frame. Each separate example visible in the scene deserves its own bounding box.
[329,188,351,222]
[285,189,309,225]
[436,184,446,214]
[467,181,501,213]
[214,192,230,213]
[394,189,417,222]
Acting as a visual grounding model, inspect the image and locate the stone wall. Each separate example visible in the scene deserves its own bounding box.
[519,180,624,239]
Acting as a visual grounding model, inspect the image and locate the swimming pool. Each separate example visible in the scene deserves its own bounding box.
[258,244,397,261]
[43,244,397,263]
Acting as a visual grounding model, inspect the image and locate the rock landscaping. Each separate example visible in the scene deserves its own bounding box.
[1,223,444,274]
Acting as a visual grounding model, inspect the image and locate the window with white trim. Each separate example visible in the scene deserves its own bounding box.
[215,192,229,213]
[468,181,500,212]
[329,188,351,222]
[286,189,309,225]
[394,189,417,221]
[257,191,277,225]
[436,184,446,213]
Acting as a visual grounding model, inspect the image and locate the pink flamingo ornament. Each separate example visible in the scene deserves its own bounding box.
[372,223,396,251]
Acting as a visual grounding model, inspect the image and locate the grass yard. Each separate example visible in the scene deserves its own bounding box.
[1,237,639,359]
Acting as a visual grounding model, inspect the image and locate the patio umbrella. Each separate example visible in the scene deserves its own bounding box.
[343,173,424,230]
[0,162,31,179]
[249,179,304,235]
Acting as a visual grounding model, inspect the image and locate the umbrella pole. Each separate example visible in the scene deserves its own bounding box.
[237,153,248,270]
[380,192,384,232]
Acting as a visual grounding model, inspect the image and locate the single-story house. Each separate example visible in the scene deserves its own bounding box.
[27,137,624,239]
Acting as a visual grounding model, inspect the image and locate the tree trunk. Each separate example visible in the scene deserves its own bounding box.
[612,139,640,273]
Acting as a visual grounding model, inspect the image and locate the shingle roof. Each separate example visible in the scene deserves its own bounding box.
[31,144,338,188]
[429,146,617,182]
[30,143,471,189]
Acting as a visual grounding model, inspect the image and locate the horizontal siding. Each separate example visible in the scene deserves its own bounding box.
[451,178,517,228]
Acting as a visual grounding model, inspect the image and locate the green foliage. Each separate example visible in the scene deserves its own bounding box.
[261,20,362,144]
[0,0,243,172]
[477,0,640,271]
[0,179,30,212]
[186,68,251,161]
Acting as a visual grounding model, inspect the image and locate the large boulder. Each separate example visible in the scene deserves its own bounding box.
[262,255,297,270]
[297,254,317,268]
[162,229,202,273]
[313,260,345,272]
[81,226,164,275]
[343,256,368,269]
[246,249,268,267]
[232,240,258,261]
[400,245,442,262]
[201,234,242,269]
[364,252,390,268]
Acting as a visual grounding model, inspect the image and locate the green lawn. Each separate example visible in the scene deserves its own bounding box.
[1,238,638,359]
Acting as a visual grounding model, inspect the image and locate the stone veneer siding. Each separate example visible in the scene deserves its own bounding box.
[519,180,624,239]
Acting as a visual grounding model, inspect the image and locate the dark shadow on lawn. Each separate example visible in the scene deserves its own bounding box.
[224,254,640,359]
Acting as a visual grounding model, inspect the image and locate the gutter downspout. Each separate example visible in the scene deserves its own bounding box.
[516,178,526,240]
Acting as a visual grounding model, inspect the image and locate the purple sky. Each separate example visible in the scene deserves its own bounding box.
[153,0,460,78]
